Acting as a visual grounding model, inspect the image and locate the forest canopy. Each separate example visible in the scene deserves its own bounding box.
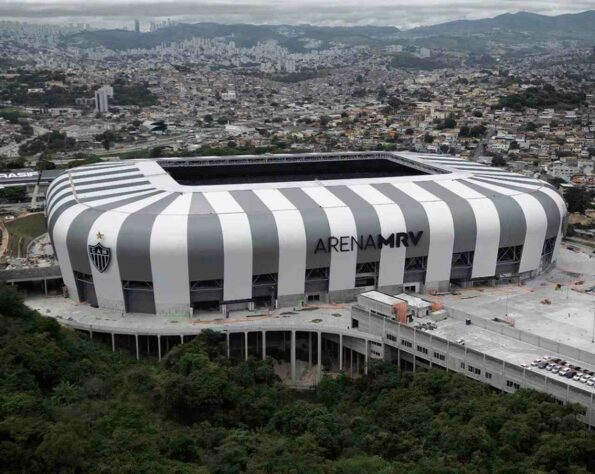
[0,284,594,473]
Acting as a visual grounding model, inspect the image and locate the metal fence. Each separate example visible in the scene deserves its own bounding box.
[447,307,595,367]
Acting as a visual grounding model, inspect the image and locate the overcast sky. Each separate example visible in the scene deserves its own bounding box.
[0,0,594,29]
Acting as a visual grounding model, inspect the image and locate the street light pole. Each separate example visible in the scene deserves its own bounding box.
[591,303,594,344]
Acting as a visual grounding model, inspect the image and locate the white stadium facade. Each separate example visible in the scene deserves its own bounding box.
[45,152,567,316]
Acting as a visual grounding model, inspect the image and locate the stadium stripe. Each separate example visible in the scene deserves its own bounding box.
[279,188,332,271]
[203,191,253,302]
[117,193,179,283]
[463,179,547,273]
[230,190,280,276]
[348,184,407,287]
[52,203,90,301]
[151,193,193,315]
[187,193,224,282]
[254,188,307,298]
[393,182,455,286]
[416,181,477,254]
[434,180,500,279]
[87,192,174,311]
[372,183,430,260]
[301,186,358,292]
[326,185,382,264]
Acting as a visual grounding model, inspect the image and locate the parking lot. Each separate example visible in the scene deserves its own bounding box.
[427,244,595,353]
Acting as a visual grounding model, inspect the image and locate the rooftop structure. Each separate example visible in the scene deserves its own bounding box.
[45,151,566,316]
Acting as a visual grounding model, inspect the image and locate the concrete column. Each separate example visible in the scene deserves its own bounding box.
[429,334,433,368]
[590,393,593,429]
[135,334,139,361]
[226,332,230,359]
[244,331,249,361]
[89,329,93,340]
[501,360,505,391]
[317,332,322,381]
[158,335,162,361]
[291,330,296,383]
[262,330,266,360]
[43,279,48,296]
[111,333,115,352]
[180,335,184,344]
[308,332,312,368]
[30,183,39,207]
[339,334,343,371]
[364,339,369,375]
[412,329,416,373]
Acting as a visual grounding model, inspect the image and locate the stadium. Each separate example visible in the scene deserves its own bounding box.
[45,152,567,316]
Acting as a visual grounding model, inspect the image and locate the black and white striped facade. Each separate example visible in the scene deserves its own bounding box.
[45,152,567,315]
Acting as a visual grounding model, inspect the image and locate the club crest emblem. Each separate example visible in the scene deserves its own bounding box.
[88,242,111,273]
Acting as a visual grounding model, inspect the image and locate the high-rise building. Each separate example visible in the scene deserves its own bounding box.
[419,47,431,58]
[134,19,140,33]
[94,85,114,113]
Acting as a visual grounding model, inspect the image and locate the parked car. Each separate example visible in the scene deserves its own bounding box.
[587,378,595,387]
[538,362,548,369]
[580,375,589,383]
[546,364,554,371]
[551,358,561,363]
[552,365,561,373]
[565,371,577,379]
[531,359,542,366]
[558,367,570,376]
[573,374,582,381]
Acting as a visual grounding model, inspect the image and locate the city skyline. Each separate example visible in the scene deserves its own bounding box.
[0,0,594,29]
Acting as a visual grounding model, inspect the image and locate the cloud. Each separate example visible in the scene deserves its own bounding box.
[0,0,593,29]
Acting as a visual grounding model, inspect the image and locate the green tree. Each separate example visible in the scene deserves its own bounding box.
[491,155,507,167]
[564,187,591,214]
[149,146,165,158]
[459,125,470,137]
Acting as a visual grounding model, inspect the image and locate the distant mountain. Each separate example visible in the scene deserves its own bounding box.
[408,10,595,36]
[66,23,400,51]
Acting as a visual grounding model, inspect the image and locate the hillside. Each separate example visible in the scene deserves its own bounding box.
[408,10,595,37]
[1,285,594,472]
[65,23,401,52]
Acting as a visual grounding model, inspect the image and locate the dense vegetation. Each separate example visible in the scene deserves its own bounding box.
[564,186,594,214]
[112,81,158,107]
[498,84,586,110]
[1,285,594,473]
[267,70,328,84]
[389,53,450,71]
[18,131,78,157]
[0,71,156,108]
[0,107,29,124]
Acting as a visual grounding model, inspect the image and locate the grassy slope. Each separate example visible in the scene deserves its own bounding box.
[4,213,47,257]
